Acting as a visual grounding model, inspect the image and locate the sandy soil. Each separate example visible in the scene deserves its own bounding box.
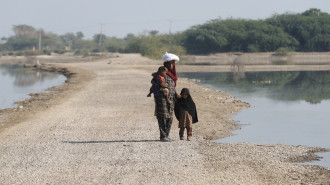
[0,53,329,184]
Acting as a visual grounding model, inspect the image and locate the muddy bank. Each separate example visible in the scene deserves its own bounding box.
[0,53,118,64]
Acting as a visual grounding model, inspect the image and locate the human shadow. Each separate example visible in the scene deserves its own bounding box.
[63,139,160,144]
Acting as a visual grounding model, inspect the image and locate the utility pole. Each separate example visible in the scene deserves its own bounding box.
[38,30,42,50]
[98,23,104,50]
[169,20,172,34]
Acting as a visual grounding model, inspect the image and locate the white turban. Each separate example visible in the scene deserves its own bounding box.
[162,52,179,63]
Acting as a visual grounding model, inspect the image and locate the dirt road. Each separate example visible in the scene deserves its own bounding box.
[0,54,329,184]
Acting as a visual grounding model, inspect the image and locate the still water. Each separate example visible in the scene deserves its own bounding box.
[180,71,330,169]
[0,63,66,109]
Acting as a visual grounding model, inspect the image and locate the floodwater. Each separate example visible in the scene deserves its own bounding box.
[180,71,330,169]
[0,63,66,109]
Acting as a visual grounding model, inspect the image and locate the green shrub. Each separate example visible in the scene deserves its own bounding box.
[74,49,90,57]
[53,49,66,54]
[274,47,294,56]
[247,45,260,53]
[16,51,24,56]
[127,34,186,59]
[42,49,51,55]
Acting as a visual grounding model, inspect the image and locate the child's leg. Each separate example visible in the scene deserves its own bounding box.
[179,128,185,140]
[187,126,192,141]
[166,95,170,103]
[161,88,171,103]
[147,86,152,97]
[164,88,170,102]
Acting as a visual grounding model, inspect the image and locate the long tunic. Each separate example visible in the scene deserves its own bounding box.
[178,106,193,128]
[154,74,176,119]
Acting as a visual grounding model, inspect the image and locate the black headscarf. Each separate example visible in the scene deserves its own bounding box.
[174,88,198,123]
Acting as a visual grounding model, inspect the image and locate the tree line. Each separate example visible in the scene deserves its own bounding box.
[183,8,330,54]
[1,8,329,58]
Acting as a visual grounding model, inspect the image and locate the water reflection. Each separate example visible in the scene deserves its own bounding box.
[0,63,60,87]
[179,70,330,169]
[0,63,66,109]
[181,71,330,104]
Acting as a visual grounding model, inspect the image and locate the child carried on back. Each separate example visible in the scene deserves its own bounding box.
[147,66,170,103]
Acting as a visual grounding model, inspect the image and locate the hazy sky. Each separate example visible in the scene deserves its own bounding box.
[1,0,330,39]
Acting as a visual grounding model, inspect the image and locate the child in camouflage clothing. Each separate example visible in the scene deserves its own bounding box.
[147,66,170,103]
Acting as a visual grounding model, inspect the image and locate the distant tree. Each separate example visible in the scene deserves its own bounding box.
[76,31,84,39]
[12,25,38,38]
[60,33,75,50]
[124,33,135,41]
[60,32,88,50]
[93,34,105,43]
[310,34,330,51]
[104,37,128,52]
[126,34,186,59]
[302,8,323,16]
[182,19,298,53]
[267,8,330,51]
[93,33,107,51]
[5,37,38,50]
[183,19,228,53]
[42,32,63,50]
[149,30,159,36]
